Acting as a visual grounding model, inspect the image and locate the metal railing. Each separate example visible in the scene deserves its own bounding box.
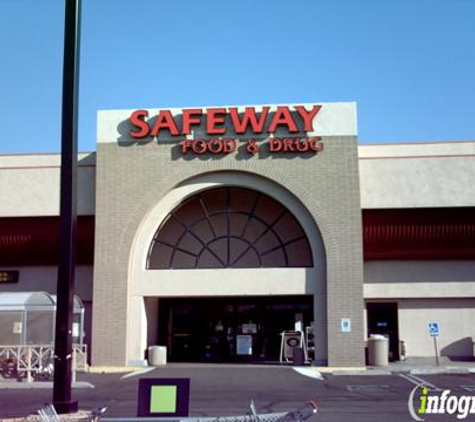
[0,344,88,382]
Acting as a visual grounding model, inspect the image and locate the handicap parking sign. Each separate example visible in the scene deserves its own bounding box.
[429,322,440,337]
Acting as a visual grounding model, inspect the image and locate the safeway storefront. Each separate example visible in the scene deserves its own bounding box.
[1,102,474,368]
[93,102,364,367]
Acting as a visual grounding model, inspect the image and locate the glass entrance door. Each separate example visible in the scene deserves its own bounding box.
[158,296,313,362]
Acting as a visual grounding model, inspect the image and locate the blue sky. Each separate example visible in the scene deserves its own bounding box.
[0,0,474,154]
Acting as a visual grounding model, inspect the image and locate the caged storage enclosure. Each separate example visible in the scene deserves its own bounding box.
[0,291,85,346]
[0,291,87,381]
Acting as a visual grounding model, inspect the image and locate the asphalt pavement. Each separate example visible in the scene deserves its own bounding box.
[1,364,475,421]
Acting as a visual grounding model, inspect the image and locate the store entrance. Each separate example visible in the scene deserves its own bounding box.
[158,296,313,362]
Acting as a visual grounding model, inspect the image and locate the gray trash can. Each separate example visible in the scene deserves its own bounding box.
[292,346,305,366]
[367,335,389,367]
[148,346,167,366]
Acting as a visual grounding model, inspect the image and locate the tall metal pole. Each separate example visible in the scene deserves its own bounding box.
[434,337,440,367]
[53,0,81,414]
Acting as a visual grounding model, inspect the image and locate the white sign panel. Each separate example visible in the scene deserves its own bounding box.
[281,331,303,360]
[242,323,257,334]
[429,322,440,338]
[341,318,351,333]
[236,335,252,355]
[98,102,358,145]
[13,322,22,334]
[72,322,79,337]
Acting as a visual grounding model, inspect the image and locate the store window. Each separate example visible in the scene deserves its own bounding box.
[147,187,312,269]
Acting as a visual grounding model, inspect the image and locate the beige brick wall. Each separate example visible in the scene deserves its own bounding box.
[93,106,364,367]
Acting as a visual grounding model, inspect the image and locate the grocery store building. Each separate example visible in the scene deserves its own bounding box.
[0,102,474,368]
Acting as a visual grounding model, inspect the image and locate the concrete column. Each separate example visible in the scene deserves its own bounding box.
[126,295,147,366]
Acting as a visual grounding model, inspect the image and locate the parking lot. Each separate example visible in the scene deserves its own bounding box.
[1,365,475,421]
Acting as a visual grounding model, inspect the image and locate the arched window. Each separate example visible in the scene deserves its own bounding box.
[147,187,313,269]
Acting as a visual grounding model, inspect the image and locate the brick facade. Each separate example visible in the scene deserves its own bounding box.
[92,104,365,367]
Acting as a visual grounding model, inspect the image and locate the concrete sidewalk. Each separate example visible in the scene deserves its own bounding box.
[388,356,475,375]
[2,357,475,389]
[316,356,475,376]
[0,380,94,389]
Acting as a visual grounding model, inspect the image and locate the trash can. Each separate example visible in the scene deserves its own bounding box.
[367,335,389,367]
[292,346,305,366]
[148,346,167,366]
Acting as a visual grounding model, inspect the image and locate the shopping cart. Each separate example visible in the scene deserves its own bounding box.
[38,401,111,422]
[38,400,318,422]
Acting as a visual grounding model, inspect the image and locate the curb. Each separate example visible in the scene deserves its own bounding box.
[409,368,471,375]
[0,381,94,390]
[88,366,145,374]
[331,367,475,376]
[332,369,392,376]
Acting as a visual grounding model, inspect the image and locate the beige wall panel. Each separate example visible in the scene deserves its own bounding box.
[0,153,95,216]
[359,142,475,209]
[398,299,475,357]
[364,261,475,299]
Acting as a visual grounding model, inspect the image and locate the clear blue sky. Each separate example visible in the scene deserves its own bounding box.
[0,0,474,154]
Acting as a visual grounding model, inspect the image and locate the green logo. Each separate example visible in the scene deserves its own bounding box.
[408,383,475,421]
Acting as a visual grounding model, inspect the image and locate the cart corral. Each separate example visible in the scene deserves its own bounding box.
[0,291,87,382]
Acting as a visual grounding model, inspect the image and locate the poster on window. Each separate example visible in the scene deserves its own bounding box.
[242,323,257,334]
[13,322,22,334]
[72,323,79,338]
[236,335,252,355]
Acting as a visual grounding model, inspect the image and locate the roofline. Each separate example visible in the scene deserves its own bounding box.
[359,140,475,146]
[0,151,96,157]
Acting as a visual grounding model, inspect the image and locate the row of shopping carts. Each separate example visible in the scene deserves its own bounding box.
[38,400,318,422]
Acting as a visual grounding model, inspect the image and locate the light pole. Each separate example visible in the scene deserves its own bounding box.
[53,0,81,414]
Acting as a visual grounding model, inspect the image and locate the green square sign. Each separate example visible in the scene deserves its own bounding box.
[150,385,177,413]
[137,378,190,417]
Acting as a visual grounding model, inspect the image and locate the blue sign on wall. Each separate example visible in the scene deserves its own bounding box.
[429,322,440,338]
